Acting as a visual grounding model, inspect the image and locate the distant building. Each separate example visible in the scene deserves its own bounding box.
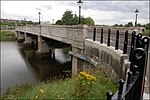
[0,18,17,23]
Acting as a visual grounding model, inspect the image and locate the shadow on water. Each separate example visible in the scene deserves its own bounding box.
[21,44,72,82]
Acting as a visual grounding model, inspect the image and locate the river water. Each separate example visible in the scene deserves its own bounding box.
[1,41,71,93]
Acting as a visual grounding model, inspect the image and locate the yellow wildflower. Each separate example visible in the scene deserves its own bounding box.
[40,89,44,94]
[35,96,38,98]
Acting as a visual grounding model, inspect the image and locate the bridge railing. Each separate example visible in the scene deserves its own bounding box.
[90,27,149,100]
[106,40,149,100]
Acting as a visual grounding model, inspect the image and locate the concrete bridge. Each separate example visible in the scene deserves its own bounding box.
[15,25,143,80]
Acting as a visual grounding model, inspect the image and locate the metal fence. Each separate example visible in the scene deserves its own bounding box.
[91,27,149,100]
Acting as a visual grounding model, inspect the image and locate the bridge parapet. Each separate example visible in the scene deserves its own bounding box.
[15,25,88,49]
[85,39,129,79]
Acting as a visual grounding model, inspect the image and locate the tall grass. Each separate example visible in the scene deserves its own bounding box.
[0,30,16,41]
[1,69,118,99]
[142,29,150,36]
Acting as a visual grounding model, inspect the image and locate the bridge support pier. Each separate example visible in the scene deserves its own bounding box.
[23,33,33,46]
[36,36,49,55]
[72,47,84,77]
[17,32,24,42]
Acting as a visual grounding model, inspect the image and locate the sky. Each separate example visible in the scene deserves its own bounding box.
[1,0,150,25]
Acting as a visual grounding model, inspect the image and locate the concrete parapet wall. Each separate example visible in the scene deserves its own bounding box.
[85,39,130,80]
[15,25,88,49]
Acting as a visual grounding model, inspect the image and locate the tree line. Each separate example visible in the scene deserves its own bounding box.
[113,22,150,30]
[55,10,95,26]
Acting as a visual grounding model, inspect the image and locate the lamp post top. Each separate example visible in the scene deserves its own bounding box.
[77,0,83,4]
[38,12,41,15]
[135,9,139,14]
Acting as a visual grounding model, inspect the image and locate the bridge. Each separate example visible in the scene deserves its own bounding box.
[15,25,144,79]
[15,25,149,99]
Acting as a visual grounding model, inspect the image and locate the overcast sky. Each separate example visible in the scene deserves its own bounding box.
[1,0,149,25]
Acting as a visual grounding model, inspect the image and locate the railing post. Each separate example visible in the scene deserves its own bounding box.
[93,27,96,41]
[136,33,143,48]
[126,71,133,89]
[129,31,136,61]
[106,91,113,100]
[107,29,111,46]
[118,79,125,100]
[142,37,149,53]
[123,30,128,54]
[100,28,103,44]
[125,69,139,100]
[115,30,119,50]
[129,48,147,100]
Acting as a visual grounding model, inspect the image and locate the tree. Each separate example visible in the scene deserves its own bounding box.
[124,22,133,27]
[55,10,95,25]
[61,10,74,25]
[73,13,78,25]
[113,24,119,27]
[84,17,95,25]
[137,23,141,27]
[112,24,123,27]
[119,24,123,27]
[145,23,150,30]
[56,20,63,25]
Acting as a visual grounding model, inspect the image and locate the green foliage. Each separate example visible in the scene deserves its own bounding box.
[75,72,97,99]
[1,69,118,99]
[124,22,133,27]
[0,30,16,41]
[1,83,33,99]
[0,22,16,27]
[84,17,95,26]
[145,23,150,30]
[142,29,150,36]
[137,23,142,27]
[61,10,74,25]
[55,10,95,25]
[56,20,63,25]
[113,24,123,27]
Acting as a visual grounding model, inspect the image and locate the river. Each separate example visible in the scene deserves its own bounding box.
[1,41,71,94]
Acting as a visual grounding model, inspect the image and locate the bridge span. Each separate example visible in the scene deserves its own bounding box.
[14,24,149,99]
[15,25,146,81]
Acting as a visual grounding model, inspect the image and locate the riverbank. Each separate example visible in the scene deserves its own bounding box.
[1,70,118,99]
[143,29,150,36]
[0,30,16,41]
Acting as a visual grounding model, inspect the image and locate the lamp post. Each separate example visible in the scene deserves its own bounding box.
[24,18,26,26]
[38,12,41,25]
[134,9,139,27]
[77,0,83,24]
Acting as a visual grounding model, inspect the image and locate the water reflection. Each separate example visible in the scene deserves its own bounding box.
[1,41,72,94]
[21,45,72,81]
[1,41,37,93]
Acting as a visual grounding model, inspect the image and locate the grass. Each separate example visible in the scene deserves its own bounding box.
[0,30,16,41]
[142,29,150,36]
[1,69,118,99]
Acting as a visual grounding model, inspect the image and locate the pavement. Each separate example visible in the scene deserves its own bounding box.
[143,93,150,99]
[143,51,150,100]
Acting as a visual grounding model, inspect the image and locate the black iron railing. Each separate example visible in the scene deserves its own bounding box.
[91,27,149,100]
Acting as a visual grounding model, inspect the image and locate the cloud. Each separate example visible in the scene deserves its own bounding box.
[36,8,42,12]
[41,4,52,10]
[1,1,149,25]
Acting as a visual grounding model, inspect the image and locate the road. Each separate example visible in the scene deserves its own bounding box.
[146,51,150,92]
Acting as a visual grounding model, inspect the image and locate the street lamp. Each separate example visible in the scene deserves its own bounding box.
[38,12,41,25]
[24,18,26,26]
[77,0,83,24]
[134,9,139,27]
